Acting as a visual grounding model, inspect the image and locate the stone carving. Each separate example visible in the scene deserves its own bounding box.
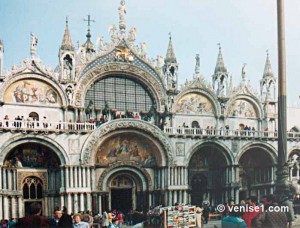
[96,36,106,55]
[81,119,174,165]
[140,42,147,59]
[115,46,134,62]
[118,0,127,25]
[30,33,38,57]
[176,142,185,156]
[127,27,137,43]
[66,85,74,105]
[108,24,119,44]
[156,55,164,69]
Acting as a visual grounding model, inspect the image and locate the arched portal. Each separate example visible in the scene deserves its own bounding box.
[3,142,62,217]
[239,147,275,200]
[99,165,151,213]
[188,143,232,206]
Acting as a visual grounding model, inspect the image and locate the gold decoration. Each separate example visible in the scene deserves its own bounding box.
[115,46,134,62]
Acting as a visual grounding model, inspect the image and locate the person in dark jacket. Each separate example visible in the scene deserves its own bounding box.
[16,202,49,228]
[57,206,73,228]
[49,207,63,228]
[252,194,288,228]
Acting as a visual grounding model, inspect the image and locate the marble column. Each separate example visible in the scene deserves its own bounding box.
[83,167,86,188]
[70,167,74,188]
[18,196,23,218]
[174,191,177,204]
[74,108,78,122]
[183,191,187,204]
[87,167,91,188]
[67,194,72,214]
[168,191,172,205]
[174,168,177,186]
[178,190,182,204]
[11,197,17,218]
[3,196,8,219]
[60,195,65,208]
[162,168,165,189]
[74,167,78,188]
[60,167,65,188]
[13,169,17,190]
[0,195,2,220]
[87,193,92,211]
[98,195,102,215]
[74,194,79,213]
[91,168,96,191]
[79,167,82,188]
[235,189,239,204]
[8,170,12,190]
[80,193,85,212]
[44,196,49,216]
[65,167,69,188]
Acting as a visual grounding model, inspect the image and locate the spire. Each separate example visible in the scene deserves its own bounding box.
[61,17,74,51]
[165,33,177,63]
[214,43,227,74]
[82,15,96,53]
[263,50,274,78]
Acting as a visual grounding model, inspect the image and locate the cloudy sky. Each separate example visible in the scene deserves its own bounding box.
[1,0,300,104]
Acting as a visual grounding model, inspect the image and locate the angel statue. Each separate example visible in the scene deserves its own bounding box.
[108,24,119,44]
[140,42,147,59]
[96,36,106,55]
[156,55,164,68]
[119,0,127,23]
[127,27,137,43]
[30,33,38,56]
[242,63,246,81]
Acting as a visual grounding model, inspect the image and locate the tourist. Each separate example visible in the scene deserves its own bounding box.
[73,214,89,228]
[117,211,124,228]
[49,207,63,228]
[16,202,49,228]
[195,207,203,228]
[221,205,247,228]
[8,218,16,228]
[202,203,210,224]
[102,211,109,228]
[108,218,119,228]
[58,206,73,228]
[134,113,140,119]
[107,211,113,225]
[241,196,261,228]
[252,194,288,228]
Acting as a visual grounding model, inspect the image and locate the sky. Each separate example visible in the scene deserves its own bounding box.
[1,0,300,104]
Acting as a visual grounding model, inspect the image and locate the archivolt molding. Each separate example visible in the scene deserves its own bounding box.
[174,88,220,116]
[98,161,153,191]
[0,73,68,107]
[81,119,174,165]
[74,62,167,112]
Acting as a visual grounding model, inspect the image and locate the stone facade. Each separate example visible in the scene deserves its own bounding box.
[0,0,300,219]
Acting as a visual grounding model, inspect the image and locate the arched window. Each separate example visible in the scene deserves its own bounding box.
[22,177,43,199]
[29,112,39,121]
[191,121,200,128]
[85,76,154,113]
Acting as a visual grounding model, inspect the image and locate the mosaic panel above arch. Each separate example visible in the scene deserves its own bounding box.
[4,79,62,106]
[228,99,257,118]
[175,93,214,115]
[96,133,161,167]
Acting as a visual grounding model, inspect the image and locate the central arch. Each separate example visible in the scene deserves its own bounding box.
[98,163,152,213]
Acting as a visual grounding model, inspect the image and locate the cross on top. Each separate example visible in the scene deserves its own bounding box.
[83,14,95,30]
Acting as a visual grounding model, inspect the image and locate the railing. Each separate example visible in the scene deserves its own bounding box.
[0,120,96,132]
[164,127,300,140]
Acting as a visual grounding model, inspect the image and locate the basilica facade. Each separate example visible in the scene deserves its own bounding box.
[1,0,300,220]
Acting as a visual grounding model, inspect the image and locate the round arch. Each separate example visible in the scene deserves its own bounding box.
[185,140,233,166]
[98,163,152,192]
[0,73,68,107]
[237,142,277,165]
[174,88,220,116]
[74,62,167,112]
[0,135,69,165]
[80,119,174,166]
[226,94,263,119]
